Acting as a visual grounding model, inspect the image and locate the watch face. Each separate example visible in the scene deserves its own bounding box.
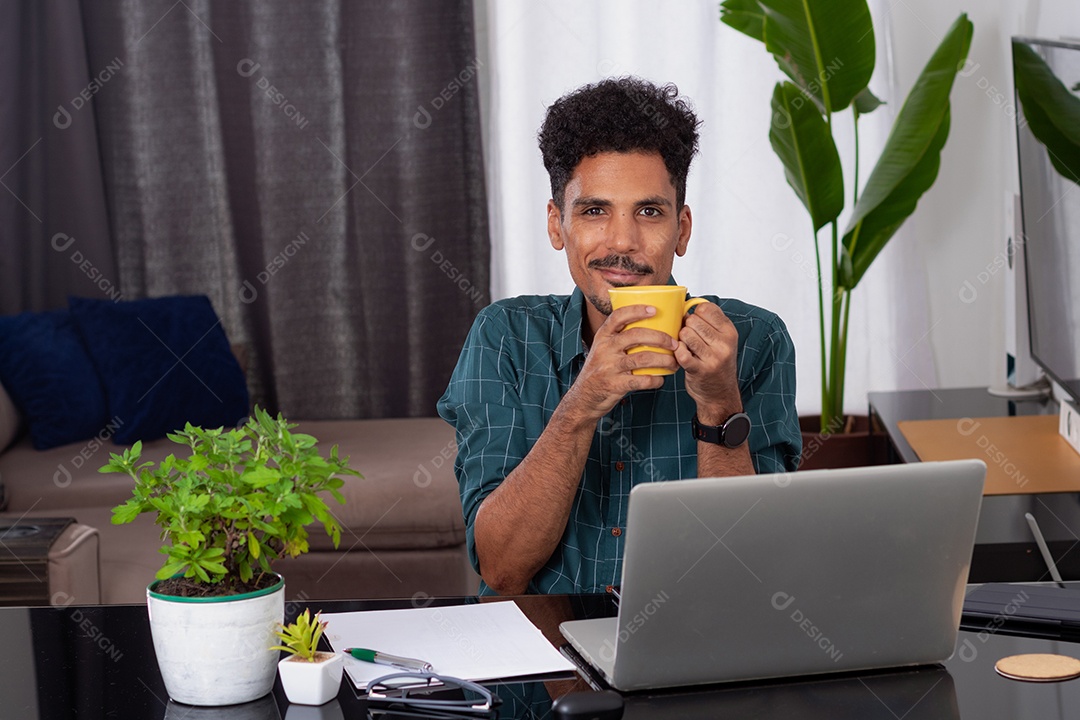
[723,413,752,448]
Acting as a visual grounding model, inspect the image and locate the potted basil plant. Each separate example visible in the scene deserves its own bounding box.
[104,407,359,706]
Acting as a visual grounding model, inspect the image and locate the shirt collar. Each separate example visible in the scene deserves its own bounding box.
[558,287,588,371]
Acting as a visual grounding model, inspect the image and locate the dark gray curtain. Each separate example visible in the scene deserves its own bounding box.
[4,0,489,419]
[0,0,119,312]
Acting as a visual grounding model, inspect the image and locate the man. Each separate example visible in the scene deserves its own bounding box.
[438,77,800,596]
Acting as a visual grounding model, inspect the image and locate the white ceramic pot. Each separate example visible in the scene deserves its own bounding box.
[278,651,344,705]
[147,575,285,706]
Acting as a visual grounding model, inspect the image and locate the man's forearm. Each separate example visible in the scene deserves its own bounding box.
[697,442,755,478]
[695,404,756,478]
[472,390,598,595]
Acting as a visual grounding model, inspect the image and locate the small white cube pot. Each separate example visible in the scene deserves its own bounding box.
[147,575,285,706]
[278,652,344,705]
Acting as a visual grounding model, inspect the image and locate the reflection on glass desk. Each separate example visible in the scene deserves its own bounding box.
[7,593,1080,718]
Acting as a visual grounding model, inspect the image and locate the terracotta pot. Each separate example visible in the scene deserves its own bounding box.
[798,415,891,470]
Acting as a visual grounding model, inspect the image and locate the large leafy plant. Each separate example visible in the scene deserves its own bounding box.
[105,407,359,596]
[721,0,973,432]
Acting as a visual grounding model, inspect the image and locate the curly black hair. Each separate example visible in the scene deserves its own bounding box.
[538,77,701,211]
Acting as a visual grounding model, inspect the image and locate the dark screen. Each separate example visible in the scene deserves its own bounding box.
[1013,37,1080,403]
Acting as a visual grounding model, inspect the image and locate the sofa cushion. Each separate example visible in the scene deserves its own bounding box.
[294,418,465,552]
[0,310,110,450]
[0,432,183,513]
[69,295,249,444]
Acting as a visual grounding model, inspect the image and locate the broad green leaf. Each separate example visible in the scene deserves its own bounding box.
[854,87,884,115]
[759,0,876,113]
[1012,41,1080,184]
[843,109,951,287]
[720,0,765,41]
[841,13,972,287]
[769,82,844,231]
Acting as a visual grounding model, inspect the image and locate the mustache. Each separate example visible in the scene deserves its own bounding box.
[588,255,654,275]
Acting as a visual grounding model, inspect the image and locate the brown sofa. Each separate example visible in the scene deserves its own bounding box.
[0,383,478,604]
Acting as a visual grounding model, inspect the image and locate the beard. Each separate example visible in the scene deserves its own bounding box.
[585,254,656,316]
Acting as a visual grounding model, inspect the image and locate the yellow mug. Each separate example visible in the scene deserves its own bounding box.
[607,285,708,376]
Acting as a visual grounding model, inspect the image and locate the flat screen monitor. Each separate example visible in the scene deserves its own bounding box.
[1012,36,1080,404]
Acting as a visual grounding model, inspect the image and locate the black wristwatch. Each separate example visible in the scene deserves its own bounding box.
[692,412,752,449]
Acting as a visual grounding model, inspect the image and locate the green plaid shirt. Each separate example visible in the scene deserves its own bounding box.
[437,287,800,595]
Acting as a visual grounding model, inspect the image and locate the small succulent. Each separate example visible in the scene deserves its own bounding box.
[271,608,329,662]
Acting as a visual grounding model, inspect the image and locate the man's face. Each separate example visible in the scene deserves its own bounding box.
[547,151,692,334]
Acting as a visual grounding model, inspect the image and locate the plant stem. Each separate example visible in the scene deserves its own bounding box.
[853,110,861,209]
[837,288,852,420]
[813,225,828,429]
[826,221,843,433]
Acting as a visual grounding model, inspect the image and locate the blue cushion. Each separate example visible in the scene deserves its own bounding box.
[0,310,110,450]
[69,295,249,444]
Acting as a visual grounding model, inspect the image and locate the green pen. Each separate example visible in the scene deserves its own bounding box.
[345,647,434,672]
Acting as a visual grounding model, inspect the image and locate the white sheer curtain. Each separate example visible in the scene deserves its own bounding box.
[475,0,936,416]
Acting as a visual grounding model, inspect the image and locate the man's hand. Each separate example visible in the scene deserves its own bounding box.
[675,303,742,423]
[563,305,679,423]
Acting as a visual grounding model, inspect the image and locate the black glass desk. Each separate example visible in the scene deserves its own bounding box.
[868,386,1080,582]
[6,593,1080,719]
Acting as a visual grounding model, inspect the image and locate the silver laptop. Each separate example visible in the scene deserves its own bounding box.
[560,459,986,691]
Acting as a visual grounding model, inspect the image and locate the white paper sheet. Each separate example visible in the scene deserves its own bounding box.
[321,601,576,689]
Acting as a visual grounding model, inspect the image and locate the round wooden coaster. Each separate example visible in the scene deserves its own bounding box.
[995,653,1080,682]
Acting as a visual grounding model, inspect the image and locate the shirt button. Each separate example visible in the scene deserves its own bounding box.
[620,398,629,406]
[605,585,615,593]
[611,527,623,537]
[615,461,625,472]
